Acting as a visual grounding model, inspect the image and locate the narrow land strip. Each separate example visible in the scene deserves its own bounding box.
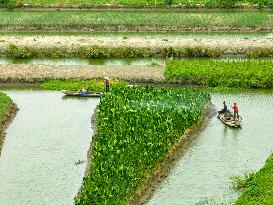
[1,35,273,57]
[0,64,165,82]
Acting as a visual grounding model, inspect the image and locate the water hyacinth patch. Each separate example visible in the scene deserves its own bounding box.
[165,59,273,88]
[41,79,127,91]
[75,86,210,205]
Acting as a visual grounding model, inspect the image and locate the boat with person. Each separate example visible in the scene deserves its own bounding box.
[62,90,103,97]
[217,110,242,128]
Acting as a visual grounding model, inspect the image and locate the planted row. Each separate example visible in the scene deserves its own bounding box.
[165,59,273,88]
[75,86,210,204]
[41,79,127,91]
[3,44,223,59]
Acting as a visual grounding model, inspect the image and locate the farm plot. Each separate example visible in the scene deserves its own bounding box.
[0,11,270,32]
[165,59,273,88]
[75,86,210,205]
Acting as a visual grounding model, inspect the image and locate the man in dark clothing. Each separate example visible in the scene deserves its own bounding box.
[223,101,228,113]
[104,77,110,92]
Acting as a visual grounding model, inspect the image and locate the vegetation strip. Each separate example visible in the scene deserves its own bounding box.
[41,79,127,91]
[0,92,18,155]
[75,86,210,204]
[235,153,273,205]
[2,38,273,58]
[165,59,273,88]
[3,0,273,9]
[0,11,270,31]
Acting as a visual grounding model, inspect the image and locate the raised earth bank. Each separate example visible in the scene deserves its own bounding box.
[2,35,273,57]
[0,92,18,155]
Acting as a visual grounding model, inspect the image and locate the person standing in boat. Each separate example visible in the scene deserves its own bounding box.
[223,101,228,113]
[232,103,239,120]
[104,77,110,92]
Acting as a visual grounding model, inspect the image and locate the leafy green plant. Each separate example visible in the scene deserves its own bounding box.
[235,154,273,204]
[6,44,33,58]
[75,86,210,205]
[41,79,127,91]
[0,92,12,121]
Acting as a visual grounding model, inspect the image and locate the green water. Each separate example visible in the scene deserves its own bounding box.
[0,90,99,205]
[149,92,273,205]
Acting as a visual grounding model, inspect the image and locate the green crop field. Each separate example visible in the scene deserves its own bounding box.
[41,79,127,91]
[0,10,270,31]
[15,0,273,8]
[165,59,273,88]
[75,86,210,205]
[0,92,12,121]
[235,154,273,205]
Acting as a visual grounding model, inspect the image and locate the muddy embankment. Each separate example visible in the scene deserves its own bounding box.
[1,35,273,56]
[0,103,18,155]
[0,64,165,83]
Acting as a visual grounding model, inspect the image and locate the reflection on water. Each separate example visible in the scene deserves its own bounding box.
[0,90,99,205]
[0,57,165,66]
[149,92,273,205]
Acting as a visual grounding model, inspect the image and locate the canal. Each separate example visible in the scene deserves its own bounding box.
[0,90,99,205]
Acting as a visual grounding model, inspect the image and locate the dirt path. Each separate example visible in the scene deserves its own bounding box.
[0,64,165,82]
[1,35,273,55]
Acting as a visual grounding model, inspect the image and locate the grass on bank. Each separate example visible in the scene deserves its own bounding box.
[0,92,12,120]
[235,154,273,205]
[9,0,273,8]
[165,59,273,88]
[75,86,210,204]
[0,11,270,31]
[41,79,127,91]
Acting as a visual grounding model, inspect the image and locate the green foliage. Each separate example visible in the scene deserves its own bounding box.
[6,44,33,58]
[165,59,273,88]
[0,11,269,31]
[41,79,127,91]
[235,154,273,204]
[0,92,12,120]
[205,0,236,8]
[232,173,255,191]
[75,86,210,205]
[0,0,16,9]
[18,0,273,8]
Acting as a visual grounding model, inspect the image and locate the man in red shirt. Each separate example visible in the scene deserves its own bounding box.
[233,103,239,120]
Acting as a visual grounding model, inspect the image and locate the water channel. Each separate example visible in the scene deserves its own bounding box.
[149,91,273,205]
[0,89,272,205]
[0,89,99,205]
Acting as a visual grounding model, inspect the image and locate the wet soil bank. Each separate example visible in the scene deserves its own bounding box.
[1,36,273,56]
[0,103,18,155]
[0,64,165,83]
[130,102,217,205]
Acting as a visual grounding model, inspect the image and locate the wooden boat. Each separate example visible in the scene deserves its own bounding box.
[62,90,103,97]
[217,112,241,128]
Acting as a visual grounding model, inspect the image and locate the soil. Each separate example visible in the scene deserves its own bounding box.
[0,64,165,82]
[1,35,273,55]
[0,103,19,155]
[130,102,217,205]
